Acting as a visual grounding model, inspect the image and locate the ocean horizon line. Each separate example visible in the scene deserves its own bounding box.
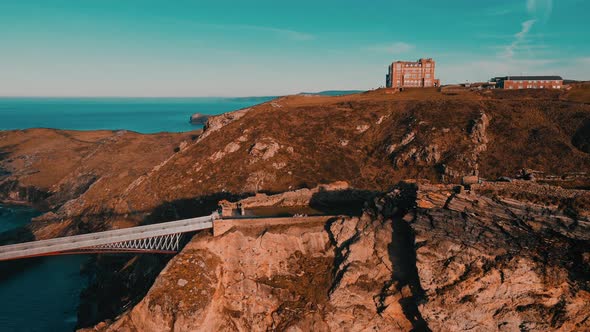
[0,89,368,99]
[0,95,280,99]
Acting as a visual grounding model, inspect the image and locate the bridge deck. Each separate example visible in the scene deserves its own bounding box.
[0,213,217,261]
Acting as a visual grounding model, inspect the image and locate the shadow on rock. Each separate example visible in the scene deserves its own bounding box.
[382,182,431,332]
[76,191,248,329]
[310,188,381,216]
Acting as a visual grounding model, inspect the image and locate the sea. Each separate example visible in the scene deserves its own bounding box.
[0,204,90,332]
[0,96,274,331]
[0,96,275,133]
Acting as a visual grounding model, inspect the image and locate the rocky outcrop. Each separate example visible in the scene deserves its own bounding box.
[198,107,252,141]
[189,113,210,126]
[248,138,280,162]
[0,179,50,206]
[219,182,350,211]
[0,128,192,239]
[3,87,590,331]
[466,112,490,174]
[87,181,590,331]
[218,181,378,218]
[79,88,590,224]
[409,181,590,331]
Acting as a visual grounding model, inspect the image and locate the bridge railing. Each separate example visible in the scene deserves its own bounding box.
[0,212,219,261]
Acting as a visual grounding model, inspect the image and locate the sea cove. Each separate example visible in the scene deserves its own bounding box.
[0,205,89,332]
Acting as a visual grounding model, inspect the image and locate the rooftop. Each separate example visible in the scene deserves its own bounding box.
[393,58,434,64]
[494,76,563,81]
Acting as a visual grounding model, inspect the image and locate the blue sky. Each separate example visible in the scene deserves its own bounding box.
[0,0,588,96]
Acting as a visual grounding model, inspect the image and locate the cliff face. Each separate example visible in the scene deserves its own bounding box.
[87,181,590,331]
[112,88,590,220]
[1,87,590,330]
[2,88,589,240]
[0,128,195,239]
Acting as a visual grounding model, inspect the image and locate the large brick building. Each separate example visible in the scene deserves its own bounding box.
[386,58,440,89]
[492,76,563,89]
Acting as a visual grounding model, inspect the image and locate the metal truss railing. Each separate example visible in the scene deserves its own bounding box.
[0,213,217,261]
[85,232,184,253]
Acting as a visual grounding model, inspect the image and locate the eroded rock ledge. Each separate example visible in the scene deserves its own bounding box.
[84,181,590,331]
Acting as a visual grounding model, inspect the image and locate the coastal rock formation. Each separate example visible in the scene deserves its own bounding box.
[2,86,590,330]
[189,113,210,126]
[3,88,590,239]
[248,138,280,162]
[198,107,252,141]
[0,129,193,239]
[87,180,590,331]
[114,88,590,220]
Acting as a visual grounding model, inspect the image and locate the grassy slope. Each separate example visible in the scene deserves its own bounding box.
[119,87,590,217]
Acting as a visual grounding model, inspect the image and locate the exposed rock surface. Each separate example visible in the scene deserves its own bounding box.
[3,88,590,241]
[189,113,210,126]
[0,129,194,239]
[218,181,377,218]
[87,181,590,331]
[109,88,590,224]
[248,138,280,162]
[219,181,351,210]
[198,107,252,141]
[2,87,590,330]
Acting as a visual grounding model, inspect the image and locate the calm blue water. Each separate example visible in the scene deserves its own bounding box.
[0,205,89,332]
[0,97,274,133]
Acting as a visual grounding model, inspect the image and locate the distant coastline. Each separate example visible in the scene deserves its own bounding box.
[298,90,365,96]
[0,96,274,134]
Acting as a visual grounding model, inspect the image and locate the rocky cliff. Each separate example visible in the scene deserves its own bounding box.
[189,113,210,126]
[0,128,196,240]
[111,87,590,221]
[1,86,590,330]
[84,180,590,331]
[2,88,589,240]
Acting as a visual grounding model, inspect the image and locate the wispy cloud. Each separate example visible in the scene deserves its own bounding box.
[502,19,536,58]
[498,0,554,59]
[366,42,415,54]
[477,32,553,40]
[527,0,553,20]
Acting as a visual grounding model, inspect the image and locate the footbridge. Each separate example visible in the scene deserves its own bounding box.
[0,213,218,261]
